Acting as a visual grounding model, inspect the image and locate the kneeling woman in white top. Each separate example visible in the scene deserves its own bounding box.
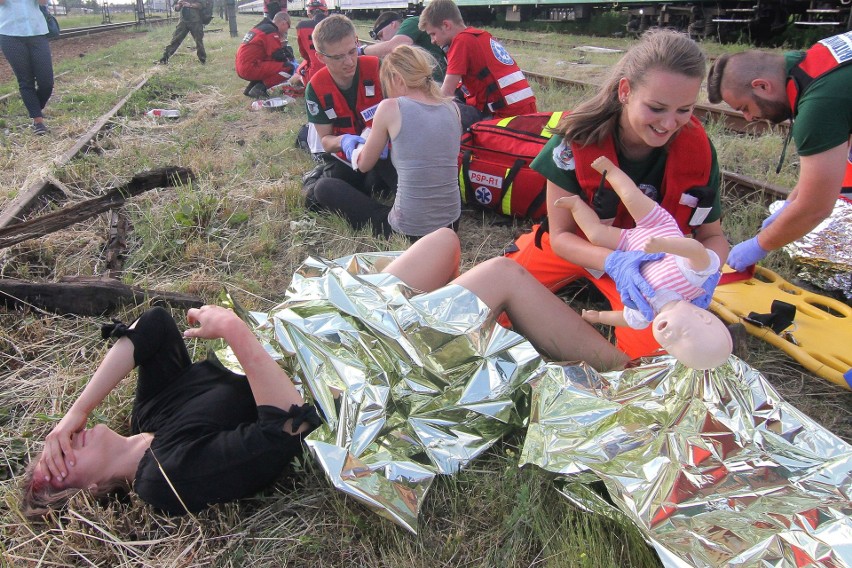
[313,44,462,239]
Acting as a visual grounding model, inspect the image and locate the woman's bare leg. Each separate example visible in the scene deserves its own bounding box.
[453,257,630,371]
[383,228,461,292]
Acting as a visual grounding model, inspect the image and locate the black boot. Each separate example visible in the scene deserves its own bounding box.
[246,82,269,99]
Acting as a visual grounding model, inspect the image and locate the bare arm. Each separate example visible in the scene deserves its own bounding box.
[363,34,413,58]
[41,337,137,480]
[692,219,729,267]
[546,180,612,271]
[756,143,846,251]
[315,123,344,154]
[581,309,628,327]
[440,73,462,98]
[355,99,398,171]
[644,236,711,271]
[184,305,304,413]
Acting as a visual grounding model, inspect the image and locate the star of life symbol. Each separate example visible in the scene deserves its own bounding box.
[490,38,514,65]
[474,186,493,205]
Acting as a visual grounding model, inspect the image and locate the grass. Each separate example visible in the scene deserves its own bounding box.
[1,15,850,567]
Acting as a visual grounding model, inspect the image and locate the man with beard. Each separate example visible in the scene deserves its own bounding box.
[707,32,852,271]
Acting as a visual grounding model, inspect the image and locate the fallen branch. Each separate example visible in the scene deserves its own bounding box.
[0,276,203,316]
[0,166,194,249]
[0,74,152,228]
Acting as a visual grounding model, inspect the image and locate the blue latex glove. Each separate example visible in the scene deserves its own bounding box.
[340,134,365,161]
[604,250,665,322]
[690,270,721,309]
[379,142,389,160]
[727,236,768,271]
[761,201,789,230]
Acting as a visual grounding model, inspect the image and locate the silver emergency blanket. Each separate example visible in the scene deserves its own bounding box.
[775,198,852,299]
[247,253,542,533]
[521,356,852,567]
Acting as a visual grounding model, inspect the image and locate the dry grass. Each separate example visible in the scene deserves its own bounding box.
[0,16,849,567]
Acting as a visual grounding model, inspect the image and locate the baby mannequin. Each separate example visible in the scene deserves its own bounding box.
[554,156,732,370]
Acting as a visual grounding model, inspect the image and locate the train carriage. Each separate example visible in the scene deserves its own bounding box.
[237,0,850,41]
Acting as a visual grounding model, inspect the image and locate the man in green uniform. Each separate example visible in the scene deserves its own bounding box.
[707,32,852,270]
[157,0,207,65]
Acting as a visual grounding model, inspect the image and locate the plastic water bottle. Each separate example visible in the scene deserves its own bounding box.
[250,97,294,111]
[146,109,181,118]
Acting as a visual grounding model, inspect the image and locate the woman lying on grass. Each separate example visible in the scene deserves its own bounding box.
[23,226,656,518]
[22,305,320,518]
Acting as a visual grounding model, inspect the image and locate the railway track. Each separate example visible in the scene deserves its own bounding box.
[522,70,785,136]
[55,16,173,40]
[359,35,787,136]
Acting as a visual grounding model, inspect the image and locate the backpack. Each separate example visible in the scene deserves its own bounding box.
[458,112,563,220]
[201,0,214,24]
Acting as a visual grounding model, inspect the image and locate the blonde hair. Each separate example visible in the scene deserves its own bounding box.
[418,0,464,30]
[555,28,706,146]
[312,14,356,53]
[380,45,444,99]
[20,453,130,520]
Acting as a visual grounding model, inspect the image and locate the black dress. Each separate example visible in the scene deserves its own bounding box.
[103,307,320,514]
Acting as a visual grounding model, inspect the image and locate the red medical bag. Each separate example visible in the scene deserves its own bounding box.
[458,112,563,220]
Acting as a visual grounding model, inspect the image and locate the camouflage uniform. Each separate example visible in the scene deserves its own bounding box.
[159,1,207,64]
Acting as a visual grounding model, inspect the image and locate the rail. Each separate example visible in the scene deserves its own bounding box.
[55,16,173,40]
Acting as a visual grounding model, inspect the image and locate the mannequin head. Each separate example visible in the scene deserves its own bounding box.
[652,301,732,370]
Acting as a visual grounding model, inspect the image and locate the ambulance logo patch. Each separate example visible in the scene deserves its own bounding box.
[553,141,575,171]
[490,38,514,66]
[242,31,256,43]
[306,100,319,116]
[474,186,493,205]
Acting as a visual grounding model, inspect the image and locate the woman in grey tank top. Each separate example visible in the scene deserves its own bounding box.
[313,44,462,238]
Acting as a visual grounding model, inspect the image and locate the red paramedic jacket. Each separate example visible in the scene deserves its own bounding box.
[309,56,384,161]
[571,115,713,234]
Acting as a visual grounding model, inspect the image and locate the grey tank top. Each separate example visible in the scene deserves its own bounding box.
[388,97,462,236]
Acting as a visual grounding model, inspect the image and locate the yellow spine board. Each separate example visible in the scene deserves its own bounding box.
[711,266,852,390]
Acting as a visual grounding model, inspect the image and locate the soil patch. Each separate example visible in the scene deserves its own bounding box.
[0,30,132,85]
